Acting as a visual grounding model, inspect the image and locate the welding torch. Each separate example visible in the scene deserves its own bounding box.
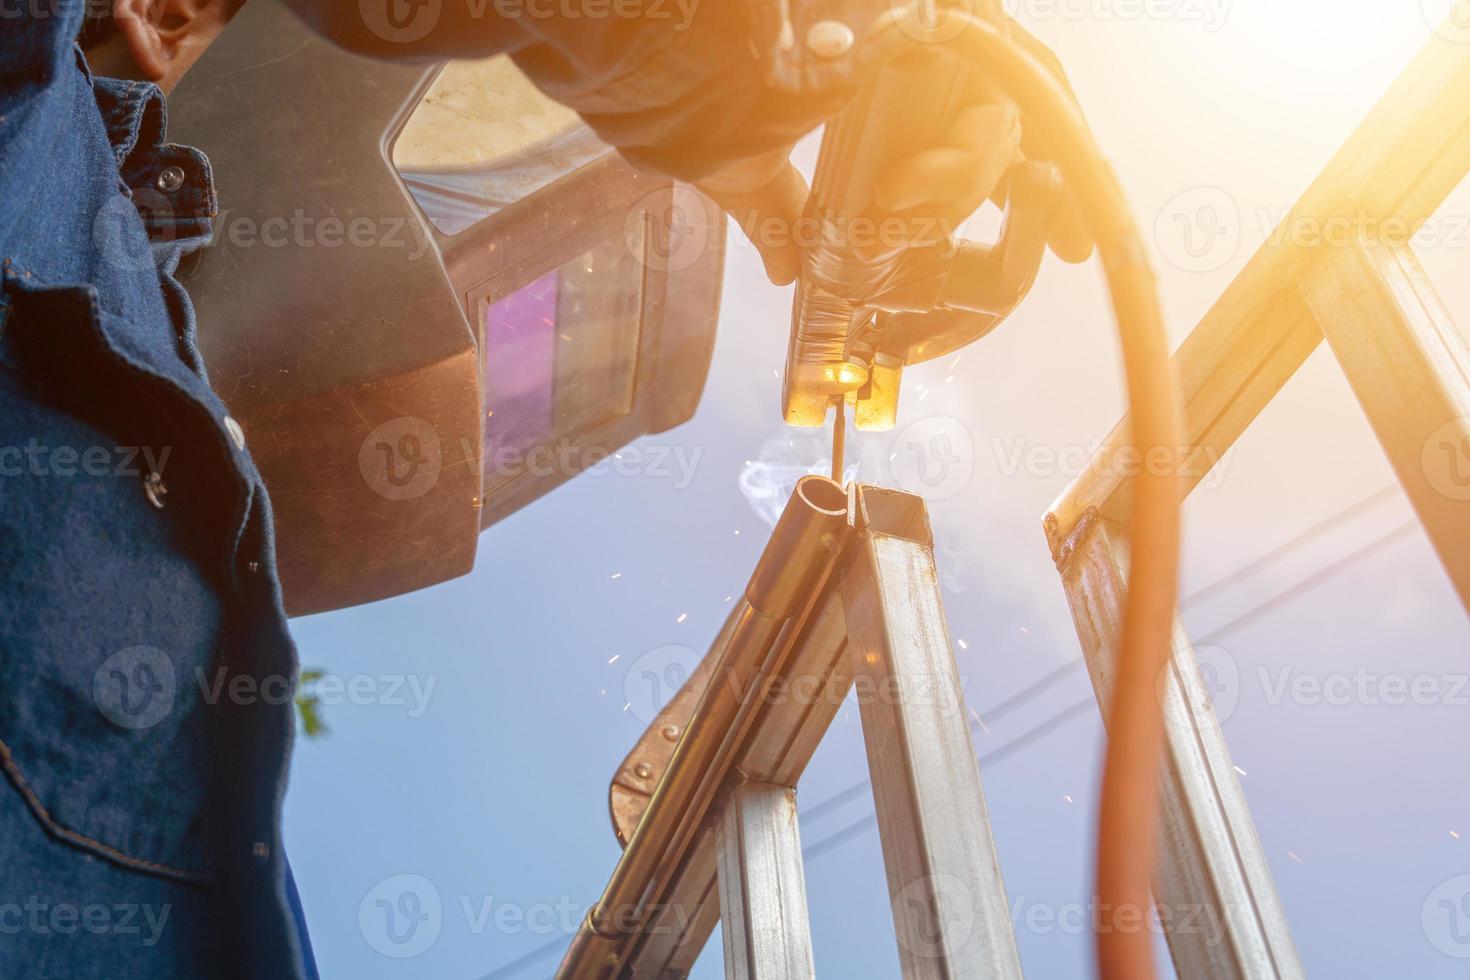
[748,3,1185,977]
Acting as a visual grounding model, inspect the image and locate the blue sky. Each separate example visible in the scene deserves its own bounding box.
[282,3,1470,976]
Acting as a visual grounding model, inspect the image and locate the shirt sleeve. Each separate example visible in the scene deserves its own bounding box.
[282,0,849,183]
[0,6,89,260]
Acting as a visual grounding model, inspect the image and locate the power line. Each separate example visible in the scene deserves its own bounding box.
[475,696,1103,980]
[796,498,1418,864]
[799,486,1408,829]
[1196,520,1418,646]
[1181,486,1399,608]
[478,935,565,979]
[801,656,1086,823]
[803,697,1098,861]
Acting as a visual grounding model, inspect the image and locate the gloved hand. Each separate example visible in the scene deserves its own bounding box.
[292,0,1090,291]
[695,18,1093,295]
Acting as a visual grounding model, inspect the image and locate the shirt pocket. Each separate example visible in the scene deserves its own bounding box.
[0,279,228,883]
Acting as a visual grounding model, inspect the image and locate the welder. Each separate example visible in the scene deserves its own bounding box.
[0,0,1087,975]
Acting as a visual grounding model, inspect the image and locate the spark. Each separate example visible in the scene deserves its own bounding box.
[610,572,622,580]
[1453,831,1461,840]
[622,702,631,712]
[969,707,990,734]
[608,655,620,664]
[1063,795,1073,804]
[724,595,733,603]
[1234,765,1247,776]
[1020,626,1030,634]
[676,612,688,624]
[600,688,606,695]
[945,375,955,384]
[1286,851,1303,864]
[734,529,741,536]
[957,638,969,650]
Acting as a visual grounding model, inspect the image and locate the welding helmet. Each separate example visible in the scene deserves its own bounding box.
[170,0,725,615]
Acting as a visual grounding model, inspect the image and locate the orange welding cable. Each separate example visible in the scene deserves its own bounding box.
[897,12,1183,978]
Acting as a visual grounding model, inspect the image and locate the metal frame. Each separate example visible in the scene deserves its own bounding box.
[841,490,1023,978]
[560,481,1022,978]
[716,782,817,979]
[1043,15,1470,980]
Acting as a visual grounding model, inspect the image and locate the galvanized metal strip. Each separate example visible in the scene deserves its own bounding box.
[1057,517,1303,979]
[1303,239,1470,612]
[716,782,818,980]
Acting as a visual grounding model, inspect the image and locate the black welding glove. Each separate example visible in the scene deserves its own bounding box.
[286,0,1092,285]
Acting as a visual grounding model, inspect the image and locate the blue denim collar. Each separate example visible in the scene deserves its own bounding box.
[91,74,218,247]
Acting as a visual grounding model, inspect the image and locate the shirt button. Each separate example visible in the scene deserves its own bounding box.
[142,471,167,509]
[223,415,246,451]
[156,166,186,194]
[247,560,260,574]
[251,841,270,861]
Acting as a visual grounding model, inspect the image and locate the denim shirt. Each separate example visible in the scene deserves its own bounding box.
[1,10,312,979]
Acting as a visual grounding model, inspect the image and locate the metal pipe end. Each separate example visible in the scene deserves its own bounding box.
[746,476,850,619]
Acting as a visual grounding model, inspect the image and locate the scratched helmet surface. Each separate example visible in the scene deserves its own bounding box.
[171,0,724,615]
